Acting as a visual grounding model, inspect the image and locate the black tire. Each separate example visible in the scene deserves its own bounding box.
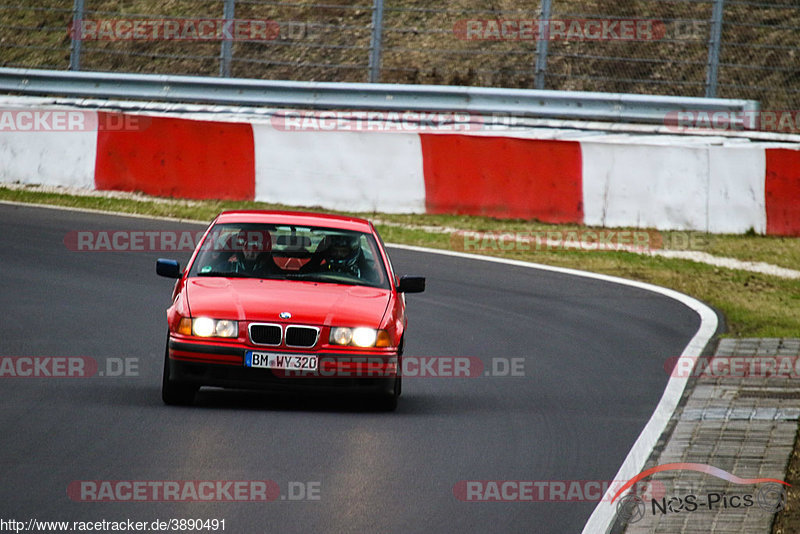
[161,339,197,406]
[396,339,404,397]
[375,394,398,412]
[374,376,400,412]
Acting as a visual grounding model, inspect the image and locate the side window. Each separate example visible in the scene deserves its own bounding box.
[360,235,374,262]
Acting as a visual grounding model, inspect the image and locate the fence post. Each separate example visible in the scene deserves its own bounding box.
[534,0,552,89]
[705,0,725,98]
[69,0,85,71]
[219,0,236,77]
[368,0,385,83]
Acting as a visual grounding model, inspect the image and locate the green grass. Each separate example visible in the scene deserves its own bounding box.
[3,184,800,338]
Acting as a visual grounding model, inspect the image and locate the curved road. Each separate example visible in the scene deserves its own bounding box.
[0,204,702,533]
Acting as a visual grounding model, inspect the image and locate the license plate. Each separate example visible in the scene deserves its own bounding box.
[245,351,318,371]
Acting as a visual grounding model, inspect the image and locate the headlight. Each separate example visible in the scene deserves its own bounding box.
[180,317,239,338]
[331,327,353,345]
[214,320,237,338]
[193,317,215,337]
[330,327,390,348]
[352,327,377,347]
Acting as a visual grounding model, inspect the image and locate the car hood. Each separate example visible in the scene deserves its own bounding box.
[184,277,391,327]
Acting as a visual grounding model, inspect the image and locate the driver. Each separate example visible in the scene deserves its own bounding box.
[321,234,363,277]
[300,233,380,283]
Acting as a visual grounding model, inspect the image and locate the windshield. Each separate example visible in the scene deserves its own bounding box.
[188,222,389,289]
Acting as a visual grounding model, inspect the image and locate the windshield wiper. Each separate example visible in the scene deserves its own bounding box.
[283,272,314,279]
[283,272,362,286]
[196,271,253,278]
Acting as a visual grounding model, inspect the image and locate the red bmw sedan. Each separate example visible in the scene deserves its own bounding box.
[156,210,425,411]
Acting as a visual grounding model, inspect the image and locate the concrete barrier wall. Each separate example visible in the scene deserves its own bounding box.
[582,142,768,234]
[95,112,255,200]
[419,134,583,222]
[0,110,97,189]
[765,148,800,236]
[252,126,426,213]
[2,106,799,235]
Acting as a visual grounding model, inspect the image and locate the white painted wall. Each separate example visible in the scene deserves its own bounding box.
[582,142,709,230]
[581,141,768,233]
[252,126,426,213]
[707,146,766,234]
[0,111,98,189]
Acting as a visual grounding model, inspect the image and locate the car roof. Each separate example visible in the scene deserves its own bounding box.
[214,210,374,232]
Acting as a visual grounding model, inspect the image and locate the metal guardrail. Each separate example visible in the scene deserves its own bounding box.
[0,67,758,126]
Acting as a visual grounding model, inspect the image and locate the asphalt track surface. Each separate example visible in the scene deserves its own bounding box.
[0,204,702,533]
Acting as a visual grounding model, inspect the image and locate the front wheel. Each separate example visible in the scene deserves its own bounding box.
[161,338,197,406]
[374,376,400,412]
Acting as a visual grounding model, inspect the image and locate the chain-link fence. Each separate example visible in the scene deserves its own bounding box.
[1,0,797,110]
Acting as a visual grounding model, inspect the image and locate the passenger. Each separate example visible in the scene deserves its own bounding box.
[203,230,277,275]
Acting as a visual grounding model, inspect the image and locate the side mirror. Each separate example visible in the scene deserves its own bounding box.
[397,275,425,293]
[156,258,181,279]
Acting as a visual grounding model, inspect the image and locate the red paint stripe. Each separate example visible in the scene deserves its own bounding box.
[94,113,255,200]
[419,134,583,222]
[169,349,241,366]
[766,148,800,236]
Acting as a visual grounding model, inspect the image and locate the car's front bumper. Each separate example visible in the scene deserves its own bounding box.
[167,338,399,395]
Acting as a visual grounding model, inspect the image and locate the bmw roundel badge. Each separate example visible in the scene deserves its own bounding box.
[279,312,292,319]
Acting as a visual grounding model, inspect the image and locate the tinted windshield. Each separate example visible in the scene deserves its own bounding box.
[188,223,389,289]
